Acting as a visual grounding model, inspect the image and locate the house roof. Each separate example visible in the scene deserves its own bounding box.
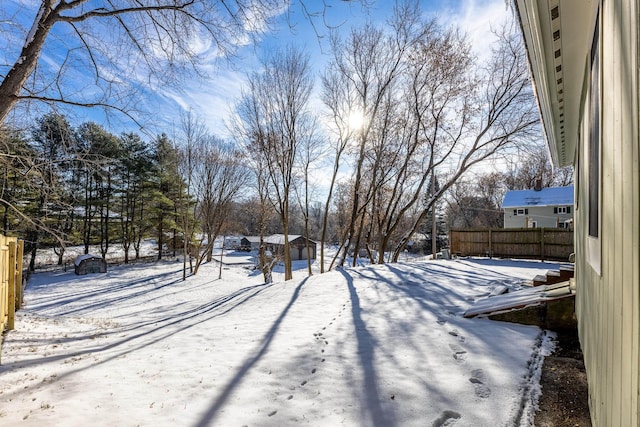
[502,186,574,208]
[514,0,598,167]
[242,236,262,243]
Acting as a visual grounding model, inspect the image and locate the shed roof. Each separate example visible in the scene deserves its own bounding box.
[263,234,316,245]
[74,254,104,266]
[242,236,262,243]
[502,186,574,208]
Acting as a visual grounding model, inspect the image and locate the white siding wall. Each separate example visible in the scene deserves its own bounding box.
[575,1,640,425]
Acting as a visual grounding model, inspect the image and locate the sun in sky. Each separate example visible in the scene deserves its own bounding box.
[347,109,366,132]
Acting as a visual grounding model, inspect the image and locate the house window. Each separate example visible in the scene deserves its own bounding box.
[588,10,600,238]
[514,208,528,216]
[554,206,571,214]
[586,6,601,275]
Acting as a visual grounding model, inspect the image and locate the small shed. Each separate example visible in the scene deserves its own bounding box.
[263,234,317,261]
[74,254,107,275]
[240,236,261,251]
[223,236,242,250]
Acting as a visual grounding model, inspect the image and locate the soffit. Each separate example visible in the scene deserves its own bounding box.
[515,0,598,167]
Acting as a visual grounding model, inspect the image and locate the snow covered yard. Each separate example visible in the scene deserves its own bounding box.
[0,257,560,426]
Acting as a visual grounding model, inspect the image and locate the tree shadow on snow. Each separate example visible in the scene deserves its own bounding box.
[194,277,310,427]
[23,263,184,315]
[0,280,277,402]
[338,268,397,427]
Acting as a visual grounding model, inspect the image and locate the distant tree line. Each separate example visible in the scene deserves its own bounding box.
[0,113,249,274]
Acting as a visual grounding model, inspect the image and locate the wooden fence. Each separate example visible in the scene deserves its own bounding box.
[449,228,574,261]
[1,235,24,336]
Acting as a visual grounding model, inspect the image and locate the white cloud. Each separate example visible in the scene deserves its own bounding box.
[447,0,511,60]
[150,67,249,138]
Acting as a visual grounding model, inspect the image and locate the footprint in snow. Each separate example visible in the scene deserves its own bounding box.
[436,317,447,325]
[432,410,461,427]
[449,344,467,362]
[448,330,465,343]
[469,369,491,398]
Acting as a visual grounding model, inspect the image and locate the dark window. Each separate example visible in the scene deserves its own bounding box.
[588,11,600,238]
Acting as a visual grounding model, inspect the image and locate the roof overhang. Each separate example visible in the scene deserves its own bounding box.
[514,0,598,167]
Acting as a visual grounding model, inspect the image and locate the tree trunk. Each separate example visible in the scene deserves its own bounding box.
[0,3,56,124]
[157,215,163,260]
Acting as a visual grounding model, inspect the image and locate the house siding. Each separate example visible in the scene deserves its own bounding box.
[503,205,572,228]
[574,1,640,425]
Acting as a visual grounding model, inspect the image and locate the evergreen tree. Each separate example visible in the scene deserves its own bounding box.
[150,134,182,260]
[0,127,35,235]
[28,113,76,269]
[117,132,153,263]
[76,122,121,257]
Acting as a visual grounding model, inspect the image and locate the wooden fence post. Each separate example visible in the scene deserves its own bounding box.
[540,228,545,262]
[488,229,493,258]
[8,241,16,331]
[0,235,7,336]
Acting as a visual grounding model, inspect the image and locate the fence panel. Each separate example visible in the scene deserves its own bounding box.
[0,235,23,336]
[450,228,573,261]
[1,235,9,335]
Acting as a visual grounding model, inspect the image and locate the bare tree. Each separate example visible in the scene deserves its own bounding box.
[191,136,248,275]
[324,1,429,267]
[234,46,314,281]
[321,4,540,266]
[231,94,277,283]
[293,116,323,275]
[0,0,293,125]
[175,112,207,280]
[503,145,574,190]
[318,64,358,272]
[387,19,540,261]
[0,1,373,126]
[445,175,505,229]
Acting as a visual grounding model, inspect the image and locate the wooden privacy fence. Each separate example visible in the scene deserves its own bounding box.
[450,228,574,261]
[0,235,24,335]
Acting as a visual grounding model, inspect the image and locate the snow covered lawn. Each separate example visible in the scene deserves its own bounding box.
[0,258,558,426]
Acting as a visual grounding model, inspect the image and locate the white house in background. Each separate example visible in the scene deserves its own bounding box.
[502,185,574,228]
[514,0,640,424]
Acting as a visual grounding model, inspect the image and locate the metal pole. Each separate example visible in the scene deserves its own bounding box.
[432,169,437,259]
[218,236,224,280]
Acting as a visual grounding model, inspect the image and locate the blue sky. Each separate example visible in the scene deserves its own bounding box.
[167,0,511,139]
[1,0,511,138]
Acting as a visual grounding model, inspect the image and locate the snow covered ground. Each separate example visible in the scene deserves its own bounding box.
[0,256,561,426]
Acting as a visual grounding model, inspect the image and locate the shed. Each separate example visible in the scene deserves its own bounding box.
[240,236,261,251]
[263,234,317,261]
[223,236,242,250]
[74,254,107,275]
